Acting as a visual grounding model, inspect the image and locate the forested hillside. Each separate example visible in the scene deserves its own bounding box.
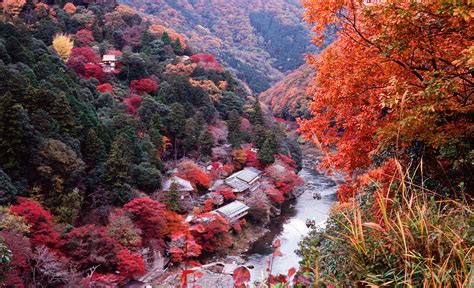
[0,1,303,286]
[119,0,315,93]
[259,64,313,120]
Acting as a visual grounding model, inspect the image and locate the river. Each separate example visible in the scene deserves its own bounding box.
[244,159,339,283]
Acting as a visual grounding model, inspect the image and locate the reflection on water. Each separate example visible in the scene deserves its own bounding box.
[245,162,338,283]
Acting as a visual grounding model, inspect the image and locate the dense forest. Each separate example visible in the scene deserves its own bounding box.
[118,0,316,93]
[0,0,472,287]
[0,1,304,286]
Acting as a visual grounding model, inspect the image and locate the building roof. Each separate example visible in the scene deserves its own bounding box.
[227,167,261,183]
[102,54,117,61]
[225,177,249,193]
[215,201,249,220]
[162,176,194,192]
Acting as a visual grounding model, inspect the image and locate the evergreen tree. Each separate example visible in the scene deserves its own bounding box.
[198,130,215,157]
[258,138,275,166]
[172,38,184,55]
[227,109,242,148]
[167,103,186,160]
[0,91,31,176]
[0,168,17,205]
[165,182,182,213]
[81,128,106,168]
[106,133,132,185]
[161,31,171,45]
[184,118,199,153]
[252,124,268,149]
[250,97,264,126]
[50,92,79,136]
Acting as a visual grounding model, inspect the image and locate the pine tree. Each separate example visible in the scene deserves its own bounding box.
[0,168,17,205]
[198,130,214,157]
[165,182,182,213]
[252,124,268,149]
[172,38,183,55]
[81,128,106,168]
[250,97,264,126]
[258,138,275,166]
[0,91,31,176]
[106,133,132,185]
[183,118,199,153]
[50,92,79,136]
[167,103,186,161]
[161,31,171,45]
[227,109,242,148]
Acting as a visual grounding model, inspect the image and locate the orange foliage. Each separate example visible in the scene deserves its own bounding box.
[299,0,473,201]
[176,160,211,190]
[63,2,76,14]
[148,24,188,48]
[3,0,26,18]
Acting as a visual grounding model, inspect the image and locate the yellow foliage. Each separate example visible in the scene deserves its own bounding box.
[52,34,74,62]
[0,207,31,234]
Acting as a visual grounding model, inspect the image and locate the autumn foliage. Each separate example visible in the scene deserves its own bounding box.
[10,198,62,249]
[299,0,473,201]
[190,53,223,71]
[96,83,113,94]
[130,78,159,94]
[176,160,211,190]
[190,212,232,253]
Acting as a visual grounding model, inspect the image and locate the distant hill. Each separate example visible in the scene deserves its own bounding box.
[259,64,314,120]
[119,0,315,93]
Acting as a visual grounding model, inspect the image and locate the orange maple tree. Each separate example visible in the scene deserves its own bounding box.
[299,0,473,201]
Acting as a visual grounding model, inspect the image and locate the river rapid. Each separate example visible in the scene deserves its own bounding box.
[244,158,339,283]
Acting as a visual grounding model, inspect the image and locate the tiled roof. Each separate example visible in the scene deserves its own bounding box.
[215,201,249,220]
[227,167,261,183]
[162,176,194,192]
[225,177,249,193]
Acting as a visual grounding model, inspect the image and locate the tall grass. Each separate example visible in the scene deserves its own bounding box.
[335,160,473,287]
[298,159,473,287]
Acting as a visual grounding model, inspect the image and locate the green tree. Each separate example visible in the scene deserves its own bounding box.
[198,130,214,157]
[131,162,162,193]
[167,102,186,161]
[0,91,31,176]
[50,92,79,136]
[56,187,83,225]
[106,133,132,185]
[227,109,242,148]
[258,138,275,166]
[183,118,199,153]
[249,97,264,126]
[81,128,106,168]
[165,182,182,213]
[161,31,171,45]
[252,124,268,149]
[0,168,17,205]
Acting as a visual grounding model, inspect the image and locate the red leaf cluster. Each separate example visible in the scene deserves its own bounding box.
[190,212,231,253]
[84,63,104,82]
[116,249,145,279]
[96,83,113,94]
[123,94,142,114]
[176,160,211,190]
[130,78,159,94]
[190,53,223,71]
[74,29,94,46]
[63,225,119,272]
[10,198,62,249]
[67,47,100,76]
